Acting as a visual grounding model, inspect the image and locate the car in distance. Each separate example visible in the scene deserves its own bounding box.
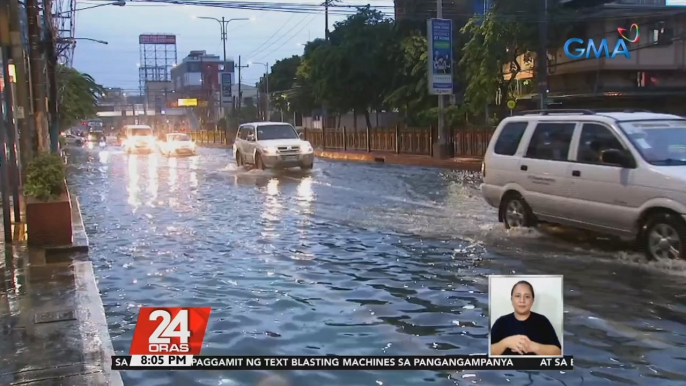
[480,109,686,261]
[159,133,197,156]
[233,122,314,170]
[122,125,156,154]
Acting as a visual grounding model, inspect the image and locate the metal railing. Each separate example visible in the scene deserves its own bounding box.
[188,130,229,145]
[188,126,494,157]
[302,126,493,157]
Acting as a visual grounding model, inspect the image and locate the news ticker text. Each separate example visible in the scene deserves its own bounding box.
[112,355,574,371]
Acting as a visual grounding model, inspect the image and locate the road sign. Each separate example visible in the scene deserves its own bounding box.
[507,100,516,109]
[220,72,232,106]
[427,18,453,95]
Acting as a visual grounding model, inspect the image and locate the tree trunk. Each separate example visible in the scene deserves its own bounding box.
[364,110,372,129]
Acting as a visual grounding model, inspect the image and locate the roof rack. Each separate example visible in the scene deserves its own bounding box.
[519,109,595,115]
[518,108,653,116]
[591,108,652,113]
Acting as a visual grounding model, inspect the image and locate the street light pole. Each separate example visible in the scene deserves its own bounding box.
[53,0,125,17]
[196,16,251,117]
[253,62,269,120]
[538,0,548,110]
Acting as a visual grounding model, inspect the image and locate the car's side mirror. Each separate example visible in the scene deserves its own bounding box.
[601,149,633,167]
[299,132,304,139]
[247,134,255,142]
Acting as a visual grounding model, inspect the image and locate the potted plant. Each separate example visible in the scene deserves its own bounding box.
[24,152,73,246]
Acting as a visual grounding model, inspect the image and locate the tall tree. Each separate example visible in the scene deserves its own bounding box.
[56,65,104,131]
[459,0,578,118]
[304,7,397,128]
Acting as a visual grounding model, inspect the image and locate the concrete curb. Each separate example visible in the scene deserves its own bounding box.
[314,150,483,171]
[65,190,124,385]
[197,142,231,149]
[74,261,124,386]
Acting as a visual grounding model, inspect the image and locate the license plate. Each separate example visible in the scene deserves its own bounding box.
[283,155,299,161]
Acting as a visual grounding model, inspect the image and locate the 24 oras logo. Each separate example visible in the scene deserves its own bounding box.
[564,23,639,60]
[130,307,211,355]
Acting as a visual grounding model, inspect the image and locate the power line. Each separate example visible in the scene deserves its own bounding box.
[248,13,314,60]
[251,14,315,61]
[244,13,297,58]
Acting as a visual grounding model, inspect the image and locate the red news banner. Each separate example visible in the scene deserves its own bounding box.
[112,307,574,371]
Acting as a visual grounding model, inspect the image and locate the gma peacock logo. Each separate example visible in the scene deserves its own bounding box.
[564,23,639,60]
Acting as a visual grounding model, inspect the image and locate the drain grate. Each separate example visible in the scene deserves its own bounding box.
[34,310,77,324]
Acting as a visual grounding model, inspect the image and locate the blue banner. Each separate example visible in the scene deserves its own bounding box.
[427,18,453,95]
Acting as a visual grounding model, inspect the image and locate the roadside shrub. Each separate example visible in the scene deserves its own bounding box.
[24,152,66,201]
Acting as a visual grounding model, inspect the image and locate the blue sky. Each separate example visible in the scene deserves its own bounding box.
[72,0,394,92]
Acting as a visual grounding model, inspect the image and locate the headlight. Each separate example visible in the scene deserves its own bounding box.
[300,142,313,153]
[263,146,278,155]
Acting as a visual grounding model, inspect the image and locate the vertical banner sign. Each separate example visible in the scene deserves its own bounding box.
[427,18,453,95]
[221,72,232,106]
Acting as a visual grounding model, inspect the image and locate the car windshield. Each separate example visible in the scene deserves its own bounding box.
[256,125,298,140]
[131,129,153,136]
[619,120,686,165]
[168,134,190,141]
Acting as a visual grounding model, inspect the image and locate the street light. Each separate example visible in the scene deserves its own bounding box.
[54,0,125,17]
[194,16,252,65]
[57,37,108,45]
[194,16,252,116]
[251,61,269,120]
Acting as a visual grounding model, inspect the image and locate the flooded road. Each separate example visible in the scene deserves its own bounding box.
[66,146,686,386]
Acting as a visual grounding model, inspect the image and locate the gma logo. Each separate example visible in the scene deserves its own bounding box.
[564,38,630,59]
[564,23,639,60]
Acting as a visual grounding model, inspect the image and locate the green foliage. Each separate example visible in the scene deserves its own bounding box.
[24,152,66,201]
[459,0,576,118]
[384,32,431,125]
[57,65,105,131]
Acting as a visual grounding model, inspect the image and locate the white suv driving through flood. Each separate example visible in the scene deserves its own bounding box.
[233,122,314,170]
[480,109,686,261]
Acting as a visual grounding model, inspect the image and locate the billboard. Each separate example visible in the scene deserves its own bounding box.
[220,72,232,106]
[178,98,198,107]
[139,35,176,45]
[427,18,453,95]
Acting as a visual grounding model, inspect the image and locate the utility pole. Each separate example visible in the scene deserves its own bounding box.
[2,47,22,223]
[1,1,21,224]
[538,0,548,110]
[265,62,269,120]
[44,0,59,153]
[236,56,249,116]
[437,0,445,156]
[26,0,49,152]
[324,0,329,41]
[8,0,34,178]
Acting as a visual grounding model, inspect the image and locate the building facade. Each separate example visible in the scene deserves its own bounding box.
[503,1,686,113]
[170,50,235,122]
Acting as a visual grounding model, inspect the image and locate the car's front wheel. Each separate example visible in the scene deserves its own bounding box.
[255,153,265,170]
[641,212,686,260]
[236,151,243,166]
[501,194,536,229]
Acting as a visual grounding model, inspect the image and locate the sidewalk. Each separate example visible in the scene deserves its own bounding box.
[0,194,123,385]
[314,149,483,171]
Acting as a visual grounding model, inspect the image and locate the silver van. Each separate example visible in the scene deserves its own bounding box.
[480,110,686,260]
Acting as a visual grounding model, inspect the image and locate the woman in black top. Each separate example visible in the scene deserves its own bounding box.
[490,280,562,356]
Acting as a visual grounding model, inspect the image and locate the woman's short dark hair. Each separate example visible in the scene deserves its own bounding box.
[511,280,535,298]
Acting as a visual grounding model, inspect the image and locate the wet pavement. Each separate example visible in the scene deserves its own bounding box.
[0,244,121,385]
[65,146,686,386]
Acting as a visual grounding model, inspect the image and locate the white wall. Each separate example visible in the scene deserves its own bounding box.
[488,275,564,350]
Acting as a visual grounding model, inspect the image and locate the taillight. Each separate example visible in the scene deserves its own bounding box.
[481,162,486,177]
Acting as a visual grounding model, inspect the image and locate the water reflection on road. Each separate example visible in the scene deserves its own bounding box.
[66,146,686,386]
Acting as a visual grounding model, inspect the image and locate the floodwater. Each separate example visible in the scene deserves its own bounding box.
[65,146,686,386]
